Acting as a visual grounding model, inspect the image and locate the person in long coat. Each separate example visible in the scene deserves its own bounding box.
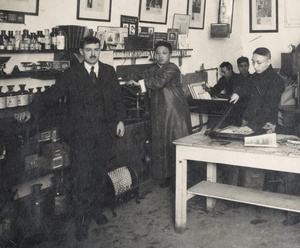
[15,36,127,241]
[127,41,192,188]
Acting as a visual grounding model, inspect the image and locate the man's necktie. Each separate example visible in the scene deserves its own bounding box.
[90,66,96,83]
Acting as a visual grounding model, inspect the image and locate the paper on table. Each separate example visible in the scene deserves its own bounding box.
[244,133,277,147]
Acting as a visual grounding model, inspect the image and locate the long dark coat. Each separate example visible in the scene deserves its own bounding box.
[130,62,192,179]
[31,61,126,214]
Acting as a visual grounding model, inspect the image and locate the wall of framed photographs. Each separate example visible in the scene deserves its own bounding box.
[2,0,300,75]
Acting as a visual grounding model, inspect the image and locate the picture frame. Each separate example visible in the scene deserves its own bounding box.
[139,0,169,24]
[218,0,234,33]
[172,14,191,35]
[284,0,300,27]
[77,0,112,22]
[250,0,278,33]
[0,0,39,15]
[186,0,206,29]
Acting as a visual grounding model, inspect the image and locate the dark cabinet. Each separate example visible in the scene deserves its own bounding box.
[115,119,151,189]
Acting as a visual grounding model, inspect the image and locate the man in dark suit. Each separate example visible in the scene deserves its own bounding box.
[15,36,127,241]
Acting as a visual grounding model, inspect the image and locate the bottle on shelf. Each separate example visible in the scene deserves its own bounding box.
[28,88,34,103]
[7,31,15,49]
[14,30,22,50]
[50,28,58,50]
[44,29,51,50]
[30,32,37,50]
[17,84,29,107]
[57,30,65,50]
[37,31,45,50]
[22,29,30,44]
[44,85,51,91]
[6,85,18,108]
[36,87,42,96]
[0,86,6,110]
[0,30,8,48]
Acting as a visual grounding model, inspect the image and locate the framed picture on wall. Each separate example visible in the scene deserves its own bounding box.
[284,0,300,27]
[172,14,191,35]
[250,0,278,33]
[218,0,234,33]
[77,0,112,22]
[186,0,206,29]
[139,0,169,24]
[0,0,39,15]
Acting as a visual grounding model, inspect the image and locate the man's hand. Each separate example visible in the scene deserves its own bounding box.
[14,111,31,123]
[116,121,125,137]
[126,80,140,87]
[230,93,240,104]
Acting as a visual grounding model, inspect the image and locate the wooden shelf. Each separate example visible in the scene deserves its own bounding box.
[0,71,60,80]
[0,49,66,54]
[188,181,300,213]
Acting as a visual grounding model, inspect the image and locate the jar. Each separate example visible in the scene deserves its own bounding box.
[0,86,6,109]
[44,85,50,91]
[17,84,29,106]
[6,85,18,108]
[28,88,34,103]
[57,30,65,50]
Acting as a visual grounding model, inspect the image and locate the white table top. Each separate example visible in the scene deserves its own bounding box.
[173,132,300,159]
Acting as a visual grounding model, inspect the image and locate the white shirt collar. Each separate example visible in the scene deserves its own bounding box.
[84,61,99,77]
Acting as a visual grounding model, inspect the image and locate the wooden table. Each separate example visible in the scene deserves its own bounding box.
[173,132,300,233]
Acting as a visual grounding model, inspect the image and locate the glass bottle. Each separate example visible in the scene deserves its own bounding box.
[35,87,43,100]
[14,30,21,50]
[50,28,58,50]
[30,184,44,231]
[8,31,15,48]
[28,88,34,103]
[0,86,6,109]
[6,85,18,108]
[52,172,67,216]
[17,84,29,107]
[44,29,51,50]
[30,32,36,50]
[44,85,50,91]
[22,29,30,44]
[57,30,65,50]
[37,31,45,50]
[0,30,8,48]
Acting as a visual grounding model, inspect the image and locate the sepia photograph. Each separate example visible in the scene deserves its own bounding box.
[1,1,300,248]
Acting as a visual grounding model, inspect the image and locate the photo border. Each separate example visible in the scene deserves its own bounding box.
[77,0,112,22]
[139,0,169,24]
[218,0,234,33]
[250,0,278,33]
[0,0,39,16]
[187,0,206,29]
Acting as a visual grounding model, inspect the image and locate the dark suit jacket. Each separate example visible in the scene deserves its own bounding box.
[31,61,127,138]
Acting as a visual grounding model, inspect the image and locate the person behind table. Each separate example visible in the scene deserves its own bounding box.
[126,41,192,188]
[228,47,284,192]
[237,56,251,78]
[14,36,127,241]
[205,61,243,99]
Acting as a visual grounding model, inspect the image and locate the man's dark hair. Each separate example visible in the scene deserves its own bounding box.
[154,41,172,53]
[253,47,271,59]
[237,56,249,65]
[79,36,100,49]
[219,61,233,71]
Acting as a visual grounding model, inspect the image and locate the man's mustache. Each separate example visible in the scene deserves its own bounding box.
[90,56,97,59]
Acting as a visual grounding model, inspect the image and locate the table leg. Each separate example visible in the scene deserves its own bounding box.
[206,162,217,211]
[175,151,187,233]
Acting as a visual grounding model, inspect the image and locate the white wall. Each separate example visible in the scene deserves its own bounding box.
[1,0,300,85]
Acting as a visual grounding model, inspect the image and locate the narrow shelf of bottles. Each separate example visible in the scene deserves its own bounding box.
[0,49,67,54]
[1,71,60,80]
